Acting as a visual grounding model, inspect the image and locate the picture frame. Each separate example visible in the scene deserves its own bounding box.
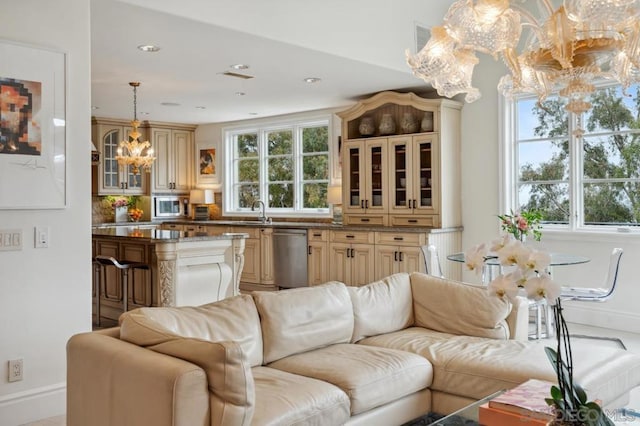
[0,40,67,209]
[196,141,218,185]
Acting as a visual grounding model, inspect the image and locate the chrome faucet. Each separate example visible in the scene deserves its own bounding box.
[251,200,269,223]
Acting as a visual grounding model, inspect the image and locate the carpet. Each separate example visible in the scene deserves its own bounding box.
[401,412,478,426]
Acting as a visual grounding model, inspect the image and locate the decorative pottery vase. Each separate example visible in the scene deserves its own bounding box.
[114,206,128,223]
[400,112,418,133]
[379,113,396,135]
[358,116,375,136]
[420,112,434,132]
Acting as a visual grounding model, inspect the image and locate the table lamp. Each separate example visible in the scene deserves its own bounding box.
[327,185,342,224]
[190,189,214,220]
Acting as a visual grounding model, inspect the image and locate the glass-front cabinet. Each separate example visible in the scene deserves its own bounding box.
[337,91,462,228]
[342,138,388,222]
[389,134,438,215]
[92,118,148,195]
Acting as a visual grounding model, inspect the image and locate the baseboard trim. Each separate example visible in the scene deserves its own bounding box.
[0,382,65,426]
[563,303,640,335]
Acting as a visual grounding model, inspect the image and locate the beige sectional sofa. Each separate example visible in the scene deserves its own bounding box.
[67,272,640,426]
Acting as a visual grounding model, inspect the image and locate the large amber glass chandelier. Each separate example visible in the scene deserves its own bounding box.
[407,0,640,131]
[115,82,155,174]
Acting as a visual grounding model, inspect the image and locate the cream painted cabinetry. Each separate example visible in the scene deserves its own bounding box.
[341,138,389,226]
[233,227,276,292]
[307,230,329,286]
[150,124,195,193]
[92,117,149,195]
[374,231,426,280]
[337,92,462,228]
[328,230,375,286]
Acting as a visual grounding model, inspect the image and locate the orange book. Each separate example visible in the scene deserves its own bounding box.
[488,379,555,421]
[479,403,552,426]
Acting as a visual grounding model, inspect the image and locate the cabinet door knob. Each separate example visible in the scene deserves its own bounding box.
[394,251,398,261]
[399,252,404,262]
[308,246,312,255]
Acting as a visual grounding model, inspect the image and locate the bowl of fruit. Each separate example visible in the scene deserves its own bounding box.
[128,208,144,222]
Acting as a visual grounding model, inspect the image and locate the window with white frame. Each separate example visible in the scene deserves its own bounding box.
[507,83,640,230]
[225,119,330,216]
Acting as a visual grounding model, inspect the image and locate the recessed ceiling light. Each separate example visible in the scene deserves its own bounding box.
[230,64,249,70]
[139,111,149,115]
[160,102,180,106]
[195,106,206,110]
[236,92,246,96]
[248,112,258,116]
[303,77,321,84]
[91,106,99,110]
[138,45,160,52]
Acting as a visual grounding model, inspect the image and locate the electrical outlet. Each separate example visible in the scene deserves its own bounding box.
[8,359,23,382]
[34,226,49,248]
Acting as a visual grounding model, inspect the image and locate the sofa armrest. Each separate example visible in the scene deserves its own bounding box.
[506,296,530,341]
[67,331,209,426]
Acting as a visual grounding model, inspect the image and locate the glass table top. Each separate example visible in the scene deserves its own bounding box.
[427,390,506,425]
[446,252,590,267]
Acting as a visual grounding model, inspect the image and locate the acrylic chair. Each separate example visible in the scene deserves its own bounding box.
[560,247,625,349]
[421,244,444,278]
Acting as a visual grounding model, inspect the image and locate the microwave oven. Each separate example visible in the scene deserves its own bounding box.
[154,196,189,218]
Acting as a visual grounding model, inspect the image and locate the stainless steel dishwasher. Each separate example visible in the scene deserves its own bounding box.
[272,228,308,288]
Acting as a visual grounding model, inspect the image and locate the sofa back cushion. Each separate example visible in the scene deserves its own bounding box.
[347,273,414,342]
[119,294,264,366]
[410,272,511,339]
[252,282,354,364]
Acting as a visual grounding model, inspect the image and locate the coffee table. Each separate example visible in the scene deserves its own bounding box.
[425,390,506,425]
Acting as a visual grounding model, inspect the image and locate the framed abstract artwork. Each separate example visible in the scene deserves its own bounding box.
[0,40,67,209]
[196,141,218,185]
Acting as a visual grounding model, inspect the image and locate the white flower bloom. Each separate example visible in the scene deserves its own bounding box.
[523,249,551,273]
[497,240,525,266]
[488,274,520,300]
[524,275,561,304]
[464,243,488,274]
[490,234,513,253]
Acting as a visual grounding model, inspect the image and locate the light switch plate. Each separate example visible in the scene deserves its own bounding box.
[35,226,49,248]
[0,229,22,251]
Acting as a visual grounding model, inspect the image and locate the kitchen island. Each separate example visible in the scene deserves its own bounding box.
[92,226,248,326]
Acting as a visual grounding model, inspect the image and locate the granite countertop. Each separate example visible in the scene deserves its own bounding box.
[92,220,462,234]
[92,226,249,242]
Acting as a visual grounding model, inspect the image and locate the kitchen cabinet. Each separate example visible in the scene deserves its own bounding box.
[328,230,375,286]
[92,117,149,195]
[151,126,195,193]
[307,230,329,286]
[374,231,426,280]
[337,92,462,228]
[341,138,388,226]
[233,227,276,292]
[93,239,153,326]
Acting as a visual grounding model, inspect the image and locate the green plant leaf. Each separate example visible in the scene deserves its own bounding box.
[575,383,588,404]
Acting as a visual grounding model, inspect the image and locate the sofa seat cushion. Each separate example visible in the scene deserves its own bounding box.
[347,272,414,343]
[358,327,640,406]
[267,343,432,415]
[251,366,350,426]
[252,282,354,364]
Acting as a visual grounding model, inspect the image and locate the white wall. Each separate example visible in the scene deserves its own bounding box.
[460,56,640,334]
[0,1,92,424]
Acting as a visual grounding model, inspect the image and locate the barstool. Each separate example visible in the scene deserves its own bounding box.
[94,255,149,324]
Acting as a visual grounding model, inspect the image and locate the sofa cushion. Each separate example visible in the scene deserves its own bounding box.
[347,272,414,343]
[119,294,264,366]
[410,272,511,339]
[251,366,350,426]
[252,282,354,364]
[267,343,432,415]
[357,327,640,407]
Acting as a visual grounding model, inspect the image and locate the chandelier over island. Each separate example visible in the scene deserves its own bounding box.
[406,0,640,134]
[115,82,155,174]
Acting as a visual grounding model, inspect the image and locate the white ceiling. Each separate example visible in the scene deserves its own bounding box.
[90,0,455,124]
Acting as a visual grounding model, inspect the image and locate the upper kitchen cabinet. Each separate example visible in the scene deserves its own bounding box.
[337,92,462,228]
[150,123,196,193]
[92,117,149,195]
